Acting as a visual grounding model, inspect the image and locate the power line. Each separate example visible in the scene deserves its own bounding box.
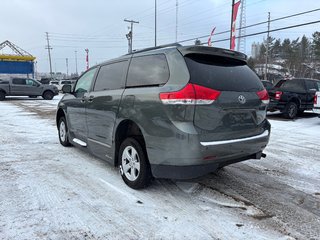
[208,19,320,45]
[177,7,320,44]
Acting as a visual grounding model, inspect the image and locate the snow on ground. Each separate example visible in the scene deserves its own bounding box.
[0,97,319,240]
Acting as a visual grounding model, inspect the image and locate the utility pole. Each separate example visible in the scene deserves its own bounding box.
[45,32,53,79]
[175,0,178,42]
[124,19,139,53]
[230,0,235,49]
[66,58,69,77]
[265,12,271,80]
[85,49,89,70]
[75,50,78,76]
[155,0,157,46]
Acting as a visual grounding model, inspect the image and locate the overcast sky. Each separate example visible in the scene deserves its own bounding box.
[1,0,320,75]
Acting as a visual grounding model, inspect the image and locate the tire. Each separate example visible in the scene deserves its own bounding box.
[119,137,151,189]
[58,117,71,147]
[297,109,304,116]
[0,91,5,101]
[283,102,298,119]
[42,91,54,100]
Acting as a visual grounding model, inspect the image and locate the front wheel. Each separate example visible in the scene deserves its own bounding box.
[283,102,298,119]
[58,117,71,147]
[119,137,151,189]
[42,91,54,100]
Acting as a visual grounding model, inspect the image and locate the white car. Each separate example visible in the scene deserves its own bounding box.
[50,80,76,91]
[314,91,320,116]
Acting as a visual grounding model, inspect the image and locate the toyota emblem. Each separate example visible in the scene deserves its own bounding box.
[238,95,246,104]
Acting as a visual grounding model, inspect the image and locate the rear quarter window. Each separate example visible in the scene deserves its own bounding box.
[185,54,263,92]
[126,54,169,87]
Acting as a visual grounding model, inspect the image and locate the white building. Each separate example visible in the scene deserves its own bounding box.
[251,42,261,59]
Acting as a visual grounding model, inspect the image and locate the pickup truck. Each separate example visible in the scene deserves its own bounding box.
[313,91,320,117]
[0,78,59,100]
[268,78,320,119]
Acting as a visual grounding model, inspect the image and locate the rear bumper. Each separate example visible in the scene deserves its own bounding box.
[314,107,320,116]
[149,124,270,179]
[151,151,265,179]
[268,100,285,111]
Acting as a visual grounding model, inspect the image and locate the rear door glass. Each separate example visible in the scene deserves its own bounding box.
[185,54,263,92]
[281,79,305,92]
[12,79,26,85]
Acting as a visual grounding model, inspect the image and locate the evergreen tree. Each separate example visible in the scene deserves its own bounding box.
[312,31,320,60]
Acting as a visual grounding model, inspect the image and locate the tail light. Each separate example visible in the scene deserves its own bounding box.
[256,89,270,104]
[160,83,221,105]
[315,95,318,105]
[275,91,283,100]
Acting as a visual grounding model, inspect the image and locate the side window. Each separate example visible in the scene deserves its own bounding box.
[315,81,320,91]
[12,79,26,85]
[74,68,97,93]
[305,80,317,91]
[94,61,128,91]
[126,54,169,87]
[282,80,304,92]
[26,79,38,86]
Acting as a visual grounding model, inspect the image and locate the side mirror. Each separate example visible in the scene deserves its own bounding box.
[62,84,72,93]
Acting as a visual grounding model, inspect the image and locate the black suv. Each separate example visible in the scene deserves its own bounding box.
[56,44,270,189]
[268,78,320,119]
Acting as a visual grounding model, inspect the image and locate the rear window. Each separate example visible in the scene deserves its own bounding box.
[185,54,263,92]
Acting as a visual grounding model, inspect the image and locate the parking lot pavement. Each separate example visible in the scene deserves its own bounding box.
[0,99,319,240]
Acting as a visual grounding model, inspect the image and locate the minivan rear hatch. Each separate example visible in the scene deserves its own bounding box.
[183,52,267,142]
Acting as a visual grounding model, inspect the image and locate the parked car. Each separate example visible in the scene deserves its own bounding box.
[0,78,59,100]
[268,78,320,119]
[59,79,76,91]
[313,91,320,117]
[40,77,52,84]
[56,44,271,189]
[50,79,76,91]
[49,80,60,89]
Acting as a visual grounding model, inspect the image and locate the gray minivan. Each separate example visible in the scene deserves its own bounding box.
[56,44,271,189]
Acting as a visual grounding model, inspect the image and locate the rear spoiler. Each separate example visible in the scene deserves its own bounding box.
[177,46,247,62]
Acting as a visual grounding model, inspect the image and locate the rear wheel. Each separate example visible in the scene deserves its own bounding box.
[119,137,151,189]
[283,102,298,119]
[0,91,5,101]
[42,91,54,100]
[58,117,71,146]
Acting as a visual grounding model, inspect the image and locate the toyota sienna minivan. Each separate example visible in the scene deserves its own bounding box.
[56,44,271,189]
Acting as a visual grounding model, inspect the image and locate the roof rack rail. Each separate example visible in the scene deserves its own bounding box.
[130,43,182,54]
